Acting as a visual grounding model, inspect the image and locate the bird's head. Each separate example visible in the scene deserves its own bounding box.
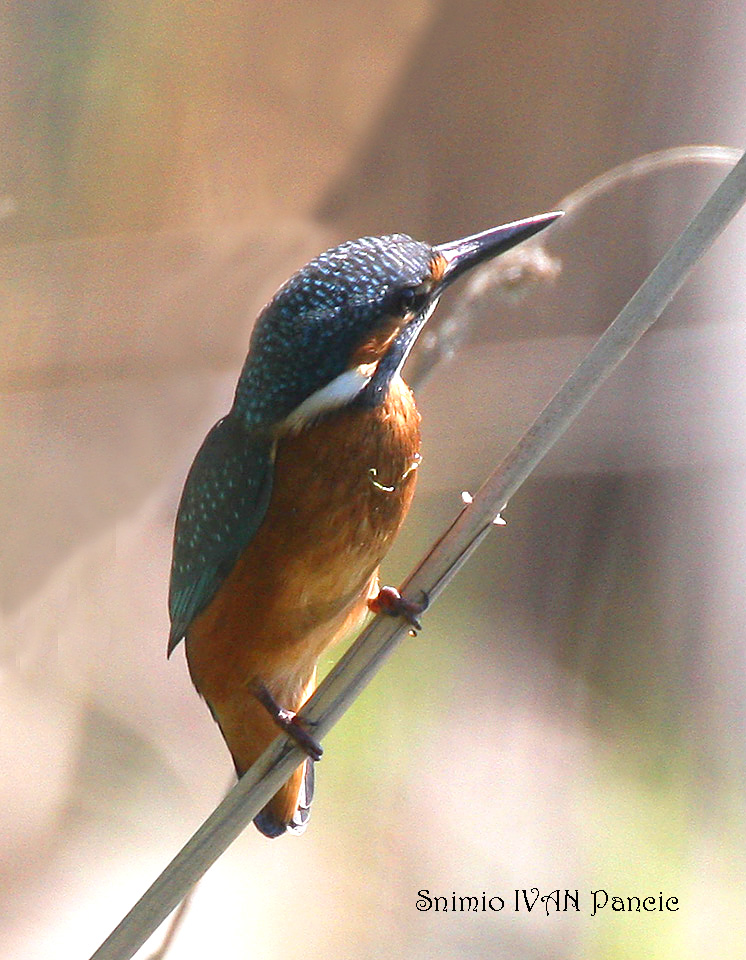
[234,212,562,432]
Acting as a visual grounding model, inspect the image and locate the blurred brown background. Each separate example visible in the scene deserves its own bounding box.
[2,2,745,959]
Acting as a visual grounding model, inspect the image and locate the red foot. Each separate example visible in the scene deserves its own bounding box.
[278,711,323,763]
[368,585,429,632]
[251,679,323,761]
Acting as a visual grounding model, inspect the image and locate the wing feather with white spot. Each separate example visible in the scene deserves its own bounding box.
[167,416,274,655]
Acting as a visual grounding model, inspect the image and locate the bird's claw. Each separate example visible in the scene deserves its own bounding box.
[251,679,323,761]
[368,585,429,632]
[278,711,323,762]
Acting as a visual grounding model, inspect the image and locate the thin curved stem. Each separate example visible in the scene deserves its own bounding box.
[88,147,746,960]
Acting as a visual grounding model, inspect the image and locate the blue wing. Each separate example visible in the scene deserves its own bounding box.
[167,415,274,655]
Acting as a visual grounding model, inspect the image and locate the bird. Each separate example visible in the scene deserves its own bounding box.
[168,211,562,838]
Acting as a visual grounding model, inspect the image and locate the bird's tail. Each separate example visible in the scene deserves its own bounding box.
[240,668,317,839]
[209,667,318,838]
[253,757,315,838]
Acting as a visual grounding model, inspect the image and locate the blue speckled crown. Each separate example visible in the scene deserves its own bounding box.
[234,234,434,429]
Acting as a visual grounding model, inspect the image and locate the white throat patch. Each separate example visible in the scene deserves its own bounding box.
[279,361,378,433]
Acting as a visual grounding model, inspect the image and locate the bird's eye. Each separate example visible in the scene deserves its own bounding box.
[397,286,423,315]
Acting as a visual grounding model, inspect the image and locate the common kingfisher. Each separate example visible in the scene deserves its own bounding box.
[168,211,561,838]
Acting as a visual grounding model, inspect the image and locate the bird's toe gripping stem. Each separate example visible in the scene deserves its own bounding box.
[368,585,429,632]
[251,679,323,762]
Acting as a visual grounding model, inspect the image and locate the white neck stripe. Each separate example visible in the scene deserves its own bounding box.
[279,362,377,432]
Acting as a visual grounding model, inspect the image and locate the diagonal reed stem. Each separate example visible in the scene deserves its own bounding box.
[89,148,746,960]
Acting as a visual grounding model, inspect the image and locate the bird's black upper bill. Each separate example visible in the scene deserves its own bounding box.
[434,211,563,289]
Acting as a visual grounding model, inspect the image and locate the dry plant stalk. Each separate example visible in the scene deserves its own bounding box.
[90,147,746,960]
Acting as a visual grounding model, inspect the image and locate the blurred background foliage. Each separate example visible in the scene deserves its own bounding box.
[1,2,745,959]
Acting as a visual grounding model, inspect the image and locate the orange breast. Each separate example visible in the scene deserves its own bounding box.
[186,375,421,706]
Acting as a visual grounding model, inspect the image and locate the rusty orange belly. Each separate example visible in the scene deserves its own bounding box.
[185,375,421,708]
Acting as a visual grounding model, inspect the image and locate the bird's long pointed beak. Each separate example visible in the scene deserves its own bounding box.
[433,211,563,288]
